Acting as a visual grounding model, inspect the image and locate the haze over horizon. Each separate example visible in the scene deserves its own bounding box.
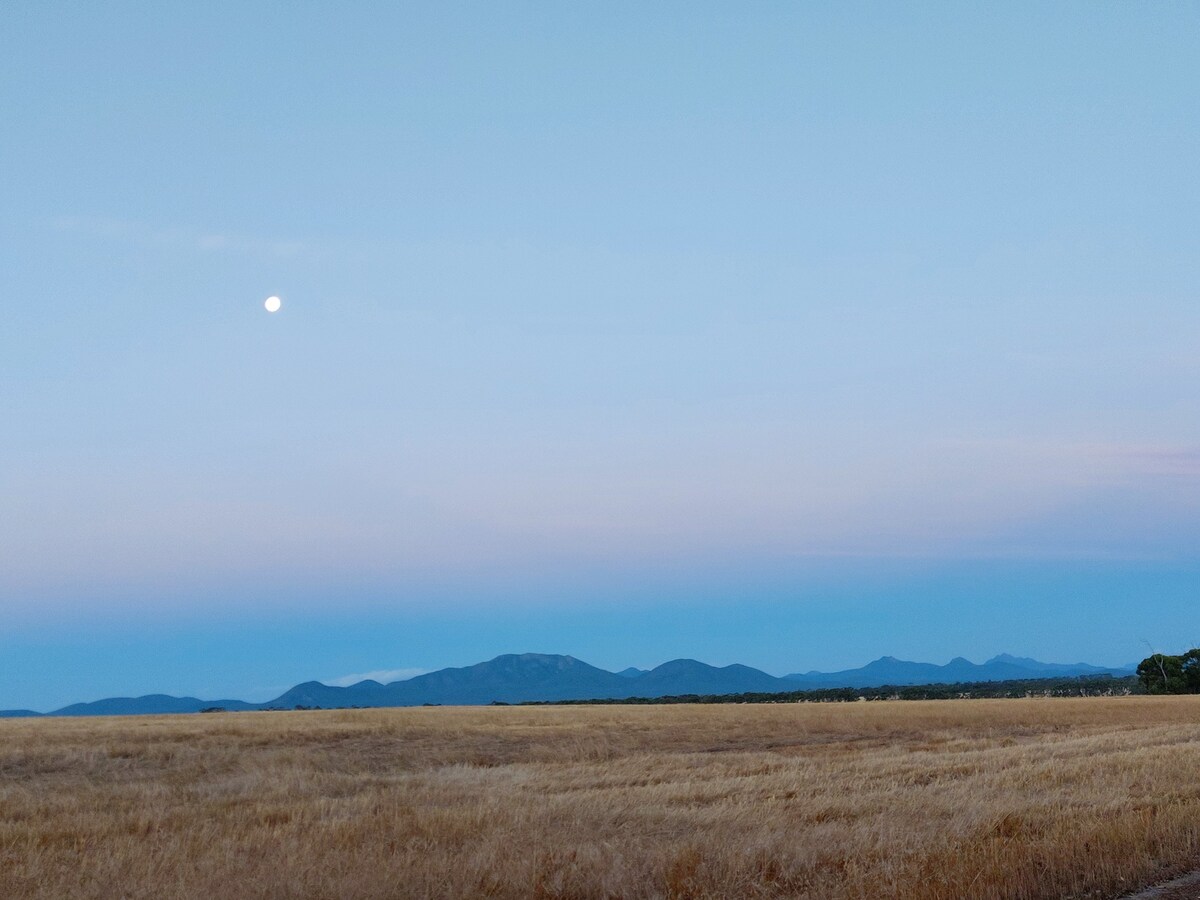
[3,3,1198,711]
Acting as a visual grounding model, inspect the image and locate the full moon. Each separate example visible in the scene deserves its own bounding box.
[264,295,282,313]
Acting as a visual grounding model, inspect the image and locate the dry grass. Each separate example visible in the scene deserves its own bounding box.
[3,698,1200,898]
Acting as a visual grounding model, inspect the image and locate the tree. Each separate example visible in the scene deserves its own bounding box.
[1181,648,1200,692]
[1137,652,1188,694]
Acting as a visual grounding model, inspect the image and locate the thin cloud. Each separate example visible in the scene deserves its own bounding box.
[50,214,312,260]
[1126,448,1200,477]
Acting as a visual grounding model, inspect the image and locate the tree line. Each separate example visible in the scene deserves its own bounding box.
[513,674,1139,706]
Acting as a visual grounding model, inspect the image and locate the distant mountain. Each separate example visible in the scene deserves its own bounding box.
[262,655,791,707]
[52,695,259,717]
[0,709,41,718]
[985,653,1125,676]
[2,652,1135,718]
[394,653,633,705]
[268,654,634,708]
[783,654,1132,689]
[629,659,789,696]
[256,681,356,709]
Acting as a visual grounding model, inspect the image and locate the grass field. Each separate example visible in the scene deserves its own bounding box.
[3,698,1200,898]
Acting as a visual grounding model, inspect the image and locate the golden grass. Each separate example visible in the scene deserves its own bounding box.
[3,698,1200,898]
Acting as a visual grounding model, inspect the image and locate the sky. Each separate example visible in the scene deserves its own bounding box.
[2,2,1199,711]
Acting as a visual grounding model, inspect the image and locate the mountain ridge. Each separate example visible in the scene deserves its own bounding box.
[1,652,1134,718]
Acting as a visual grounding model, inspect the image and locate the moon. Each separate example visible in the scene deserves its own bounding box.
[264,295,282,313]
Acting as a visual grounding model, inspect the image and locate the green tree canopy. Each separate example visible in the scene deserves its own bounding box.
[1136,651,1199,694]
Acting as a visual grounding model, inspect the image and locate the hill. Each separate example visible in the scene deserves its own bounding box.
[51,695,259,717]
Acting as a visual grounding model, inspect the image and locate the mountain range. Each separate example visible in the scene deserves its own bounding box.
[0,652,1134,718]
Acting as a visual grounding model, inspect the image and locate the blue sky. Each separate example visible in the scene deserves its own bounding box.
[2,3,1199,710]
